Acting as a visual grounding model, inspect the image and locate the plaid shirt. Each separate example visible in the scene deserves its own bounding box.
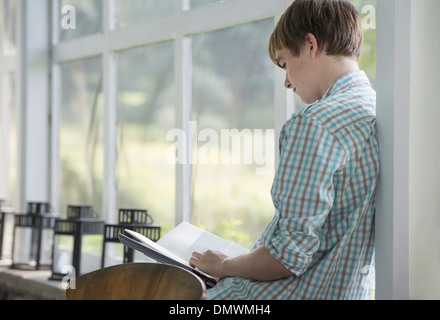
[206,71,379,300]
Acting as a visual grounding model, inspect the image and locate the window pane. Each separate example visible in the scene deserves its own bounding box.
[351,0,377,87]
[80,234,103,274]
[191,19,275,248]
[191,0,227,9]
[52,235,73,274]
[0,73,17,208]
[59,0,102,42]
[1,0,18,56]
[60,57,103,217]
[114,0,174,29]
[117,41,175,232]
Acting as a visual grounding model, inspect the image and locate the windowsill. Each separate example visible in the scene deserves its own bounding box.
[0,260,65,300]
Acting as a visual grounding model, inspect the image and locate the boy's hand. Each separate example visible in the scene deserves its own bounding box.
[190,250,232,280]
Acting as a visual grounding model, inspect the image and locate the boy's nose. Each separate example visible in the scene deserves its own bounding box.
[284,75,293,89]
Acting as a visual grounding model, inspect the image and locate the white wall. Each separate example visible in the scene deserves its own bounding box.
[408,0,440,299]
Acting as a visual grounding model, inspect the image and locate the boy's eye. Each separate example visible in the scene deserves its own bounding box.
[277,62,286,69]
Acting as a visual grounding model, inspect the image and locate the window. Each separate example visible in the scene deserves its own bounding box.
[352,0,377,87]
[51,0,289,242]
[0,0,379,245]
[59,0,102,42]
[1,0,17,57]
[52,0,375,242]
[117,41,176,231]
[191,19,275,247]
[0,0,18,208]
[50,0,377,247]
[59,57,104,216]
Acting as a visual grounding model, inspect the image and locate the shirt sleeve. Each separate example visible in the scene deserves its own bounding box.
[264,114,346,276]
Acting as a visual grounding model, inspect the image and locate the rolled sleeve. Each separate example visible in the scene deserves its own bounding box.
[264,115,346,276]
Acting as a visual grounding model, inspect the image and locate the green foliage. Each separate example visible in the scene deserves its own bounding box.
[212,218,252,248]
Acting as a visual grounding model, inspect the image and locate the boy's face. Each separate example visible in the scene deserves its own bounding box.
[275,46,320,105]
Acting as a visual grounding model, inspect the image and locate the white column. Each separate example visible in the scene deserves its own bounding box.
[102,0,118,223]
[408,0,440,299]
[376,0,411,300]
[18,0,51,210]
[376,0,440,300]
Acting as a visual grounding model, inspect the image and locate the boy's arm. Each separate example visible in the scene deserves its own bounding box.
[190,245,293,281]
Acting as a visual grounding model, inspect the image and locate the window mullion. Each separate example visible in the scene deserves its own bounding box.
[102,52,118,224]
[174,33,192,225]
[174,0,192,225]
[49,63,61,214]
[102,0,117,224]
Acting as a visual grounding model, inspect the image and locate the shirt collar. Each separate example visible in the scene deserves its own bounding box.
[297,70,372,115]
[321,70,371,101]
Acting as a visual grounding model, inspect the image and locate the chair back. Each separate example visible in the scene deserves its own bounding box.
[66,263,206,300]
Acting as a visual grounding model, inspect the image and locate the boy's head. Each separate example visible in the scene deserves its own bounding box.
[269,0,363,64]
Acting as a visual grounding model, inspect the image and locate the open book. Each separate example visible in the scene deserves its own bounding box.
[118,222,249,288]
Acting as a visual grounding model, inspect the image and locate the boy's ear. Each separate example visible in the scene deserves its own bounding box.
[304,33,319,58]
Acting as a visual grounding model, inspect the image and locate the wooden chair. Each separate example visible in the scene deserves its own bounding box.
[66,263,206,300]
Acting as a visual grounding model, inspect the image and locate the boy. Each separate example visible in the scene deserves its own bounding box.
[190,0,379,300]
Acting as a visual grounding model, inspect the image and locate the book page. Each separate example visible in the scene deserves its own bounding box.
[124,229,190,266]
[156,222,249,263]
